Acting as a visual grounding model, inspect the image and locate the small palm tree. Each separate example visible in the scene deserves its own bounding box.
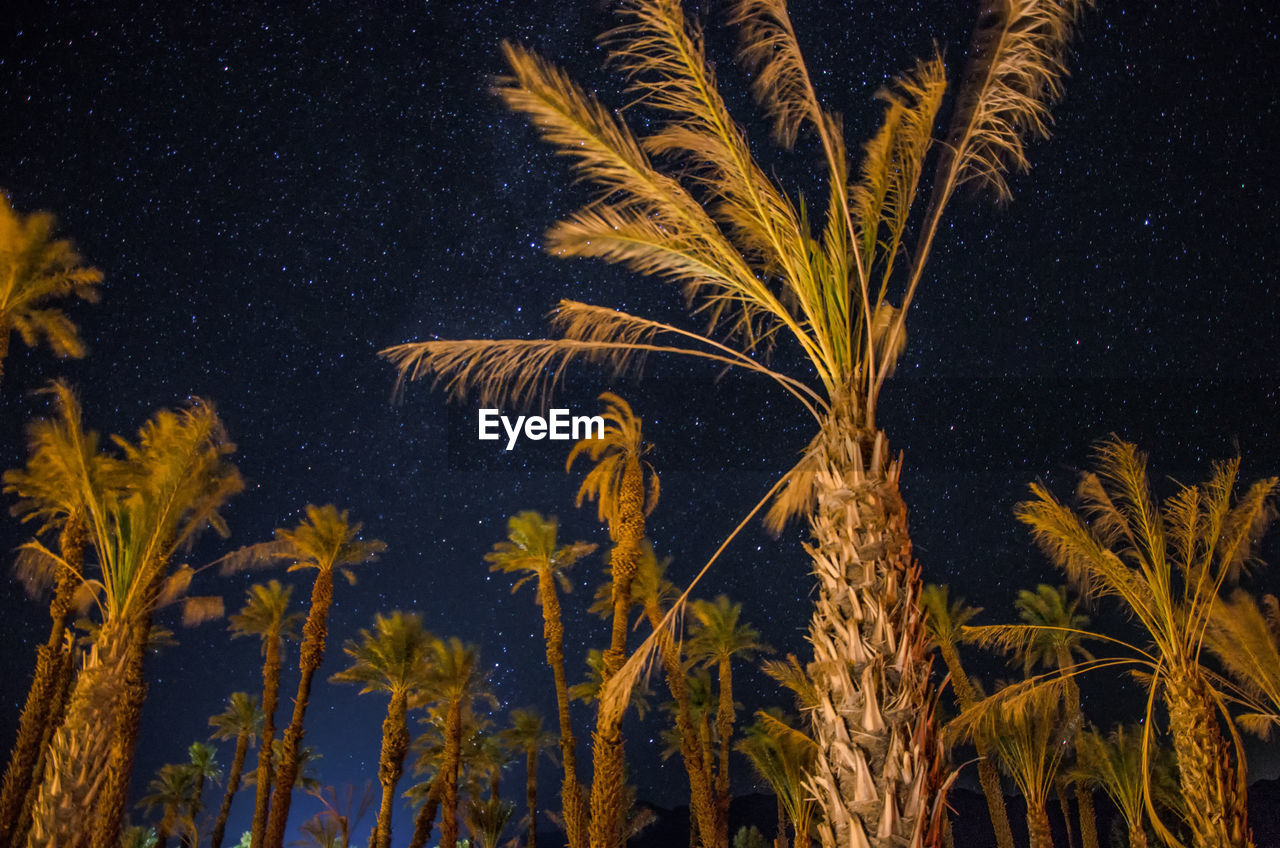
[0,193,103,388]
[226,580,302,848]
[687,595,766,848]
[736,710,817,848]
[501,708,557,848]
[485,510,595,848]
[329,611,434,848]
[208,693,263,848]
[186,741,222,840]
[1070,725,1181,848]
[466,796,515,848]
[139,763,199,848]
[228,505,385,848]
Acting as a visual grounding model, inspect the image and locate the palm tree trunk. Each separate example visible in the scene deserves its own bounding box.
[804,417,941,848]
[266,567,334,848]
[210,731,250,848]
[250,627,283,848]
[647,603,717,847]
[0,519,84,844]
[936,642,1015,848]
[373,691,410,848]
[526,749,539,848]
[1058,664,1096,848]
[775,792,789,848]
[1165,672,1251,848]
[714,658,734,848]
[407,778,442,848]
[14,643,75,848]
[1127,821,1148,848]
[1027,803,1054,848]
[538,570,587,848]
[440,696,465,848]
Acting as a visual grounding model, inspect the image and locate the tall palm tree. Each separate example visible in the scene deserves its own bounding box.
[1013,439,1276,848]
[187,741,222,841]
[384,3,1089,843]
[243,505,385,848]
[227,581,302,848]
[567,392,658,848]
[405,704,491,848]
[0,382,113,845]
[139,763,199,848]
[208,693,263,848]
[920,585,1015,848]
[485,510,596,848]
[423,637,495,848]
[686,595,766,848]
[501,708,557,848]
[329,612,434,848]
[0,193,103,388]
[27,397,243,848]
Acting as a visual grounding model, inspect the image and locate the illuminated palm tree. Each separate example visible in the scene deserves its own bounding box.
[687,595,766,848]
[0,382,114,845]
[1010,439,1276,848]
[227,581,301,848]
[423,637,495,848]
[0,194,102,388]
[256,506,385,848]
[330,612,434,848]
[567,392,659,848]
[736,710,817,848]
[385,2,1089,843]
[27,397,242,848]
[186,741,222,841]
[920,584,1014,848]
[139,764,198,848]
[502,708,557,848]
[405,706,491,848]
[207,693,263,848]
[1205,591,1280,739]
[1069,725,1181,848]
[467,797,515,848]
[485,510,596,848]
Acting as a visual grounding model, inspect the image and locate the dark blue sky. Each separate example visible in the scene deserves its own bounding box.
[1,1,1278,845]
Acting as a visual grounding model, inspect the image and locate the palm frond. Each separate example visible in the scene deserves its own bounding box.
[727,0,823,148]
[181,596,225,627]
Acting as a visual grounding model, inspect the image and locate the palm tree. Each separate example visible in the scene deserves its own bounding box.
[1013,439,1276,848]
[1069,725,1182,848]
[1205,591,1280,739]
[405,706,490,848]
[227,581,301,848]
[329,612,434,848]
[686,595,766,848]
[208,693,263,848]
[736,711,817,848]
[27,397,243,848]
[423,636,495,848]
[0,382,112,845]
[187,741,222,841]
[139,764,199,848]
[567,392,658,848]
[466,797,515,848]
[485,510,596,848]
[920,585,1015,848]
[501,708,557,848]
[228,505,385,848]
[384,3,1089,843]
[0,193,103,388]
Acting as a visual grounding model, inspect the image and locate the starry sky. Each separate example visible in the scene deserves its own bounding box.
[1,0,1278,844]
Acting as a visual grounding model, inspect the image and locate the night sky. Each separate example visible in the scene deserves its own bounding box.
[2,0,1278,845]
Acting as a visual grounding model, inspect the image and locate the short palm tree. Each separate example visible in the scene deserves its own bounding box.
[736,710,817,848]
[226,580,302,848]
[423,637,495,848]
[687,595,766,848]
[27,397,242,848]
[384,2,1089,843]
[329,611,434,848]
[1012,438,1277,848]
[225,505,385,848]
[501,708,557,848]
[0,193,103,388]
[139,763,199,848]
[208,693,263,848]
[0,382,113,845]
[1069,725,1181,848]
[187,741,222,840]
[485,510,595,848]
[920,585,1015,848]
[466,796,515,848]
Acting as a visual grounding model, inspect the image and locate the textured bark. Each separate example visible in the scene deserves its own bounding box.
[587,727,625,848]
[265,567,334,848]
[14,644,74,848]
[647,600,717,848]
[373,691,411,848]
[713,658,734,848]
[1058,658,1096,848]
[526,748,539,848]
[1127,821,1149,848]
[407,778,442,848]
[538,567,587,848]
[439,696,465,848]
[1027,805,1054,848]
[249,623,283,848]
[775,792,789,848]
[210,730,251,848]
[804,411,942,848]
[0,519,84,844]
[1165,672,1251,848]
